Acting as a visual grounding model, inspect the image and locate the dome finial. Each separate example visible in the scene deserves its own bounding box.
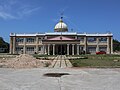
[61,11,64,18]
[61,16,63,20]
[60,12,64,22]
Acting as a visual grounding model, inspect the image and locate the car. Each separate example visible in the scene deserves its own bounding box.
[96,51,106,55]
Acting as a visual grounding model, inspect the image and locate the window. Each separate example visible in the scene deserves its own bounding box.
[16,38,24,43]
[99,37,107,42]
[87,46,96,53]
[16,47,23,51]
[99,47,107,51]
[87,37,96,42]
[26,38,35,43]
[26,47,35,51]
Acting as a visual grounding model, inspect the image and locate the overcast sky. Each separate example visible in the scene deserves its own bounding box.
[0,0,120,42]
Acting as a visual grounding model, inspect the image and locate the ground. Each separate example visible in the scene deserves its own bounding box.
[0,54,120,90]
[0,68,120,90]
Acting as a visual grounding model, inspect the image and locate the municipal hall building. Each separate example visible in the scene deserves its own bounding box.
[10,17,113,55]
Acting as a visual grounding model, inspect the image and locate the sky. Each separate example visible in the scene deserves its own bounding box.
[0,0,120,42]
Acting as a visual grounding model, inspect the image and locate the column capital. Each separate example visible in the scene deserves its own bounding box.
[67,44,70,46]
[44,44,47,46]
[72,44,75,46]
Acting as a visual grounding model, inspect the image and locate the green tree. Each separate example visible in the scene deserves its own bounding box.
[113,39,120,51]
[0,37,9,53]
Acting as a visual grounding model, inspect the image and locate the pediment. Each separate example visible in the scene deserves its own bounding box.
[47,36,76,41]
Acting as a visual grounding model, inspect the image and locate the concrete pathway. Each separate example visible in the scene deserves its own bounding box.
[50,55,72,68]
[0,68,120,90]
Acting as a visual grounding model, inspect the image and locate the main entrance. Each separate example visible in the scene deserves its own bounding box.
[55,45,67,55]
[42,35,80,55]
[46,43,80,55]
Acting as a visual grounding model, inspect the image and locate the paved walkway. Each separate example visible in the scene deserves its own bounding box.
[50,55,72,68]
[0,68,120,90]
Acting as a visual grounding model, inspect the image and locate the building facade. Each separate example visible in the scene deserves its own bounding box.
[10,18,113,55]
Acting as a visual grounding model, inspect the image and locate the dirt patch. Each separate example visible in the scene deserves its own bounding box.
[0,54,52,69]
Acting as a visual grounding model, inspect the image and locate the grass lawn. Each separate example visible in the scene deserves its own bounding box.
[69,54,120,68]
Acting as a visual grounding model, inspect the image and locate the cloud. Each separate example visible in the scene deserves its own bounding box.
[0,0,40,20]
[18,7,41,18]
[0,12,16,20]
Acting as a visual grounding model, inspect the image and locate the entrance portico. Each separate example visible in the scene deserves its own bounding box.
[42,36,80,55]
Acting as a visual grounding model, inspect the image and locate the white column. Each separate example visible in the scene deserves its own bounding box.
[36,37,39,53]
[111,37,113,54]
[23,38,26,54]
[48,44,50,55]
[96,37,99,52]
[67,44,69,55]
[53,44,55,55]
[107,37,110,54]
[12,37,16,54]
[72,44,75,55]
[77,44,79,55]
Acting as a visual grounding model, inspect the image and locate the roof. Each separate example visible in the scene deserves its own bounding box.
[45,32,77,35]
[10,32,113,37]
[47,36,76,41]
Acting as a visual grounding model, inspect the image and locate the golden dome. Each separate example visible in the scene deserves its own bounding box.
[54,18,68,32]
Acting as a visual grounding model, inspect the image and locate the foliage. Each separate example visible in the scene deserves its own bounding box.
[113,39,120,51]
[0,37,9,53]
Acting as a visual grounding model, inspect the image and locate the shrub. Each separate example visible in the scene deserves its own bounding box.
[72,62,79,67]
